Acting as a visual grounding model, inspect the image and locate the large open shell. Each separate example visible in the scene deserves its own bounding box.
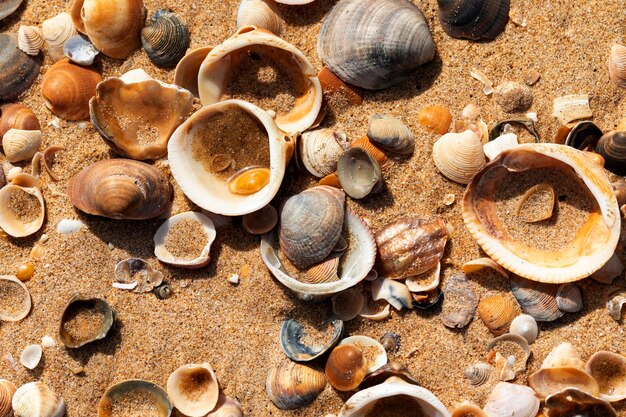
[98,380,171,417]
[12,382,65,417]
[58,294,114,348]
[585,351,626,402]
[318,0,435,90]
[198,26,322,135]
[463,143,620,283]
[0,34,41,101]
[90,69,194,160]
[483,382,539,417]
[168,99,292,216]
[154,211,216,269]
[0,275,31,321]
[0,173,45,238]
[266,362,326,410]
[545,388,617,417]
[174,47,212,98]
[280,317,343,362]
[437,0,510,41]
[167,364,219,417]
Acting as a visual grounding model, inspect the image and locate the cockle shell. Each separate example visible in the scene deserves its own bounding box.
[339,335,388,374]
[67,159,171,220]
[205,395,244,417]
[2,129,42,163]
[0,34,41,101]
[71,0,147,59]
[463,144,620,283]
[326,344,368,391]
[371,276,414,310]
[608,44,626,89]
[545,388,617,417]
[0,0,22,21]
[332,288,365,321]
[509,314,538,344]
[0,173,45,238]
[141,9,190,68]
[167,363,219,417]
[318,0,435,90]
[266,362,326,410]
[98,380,171,417]
[585,351,626,402]
[418,105,452,135]
[280,317,343,362]
[198,26,322,135]
[12,382,65,417]
[483,382,539,417]
[90,69,193,160]
[0,275,31,321]
[337,147,382,199]
[174,47,212,98]
[237,0,282,35]
[59,294,114,348]
[18,26,44,56]
[555,283,583,313]
[510,275,563,322]
[0,104,40,139]
[42,12,78,61]
[477,295,517,335]
[441,272,477,329]
[154,212,216,269]
[437,0,510,41]
[596,131,626,176]
[0,379,16,417]
[452,403,488,417]
[299,128,349,178]
[434,130,486,184]
[367,114,415,155]
[464,363,493,386]
[350,135,388,166]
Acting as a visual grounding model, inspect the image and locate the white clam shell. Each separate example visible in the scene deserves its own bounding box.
[12,381,66,417]
[299,128,348,178]
[2,129,42,163]
[0,173,45,238]
[18,26,44,56]
[483,382,539,417]
[42,12,78,62]
[585,351,626,402]
[609,44,626,89]
[206,395,244,417]
[509,314,539,344]
[20,344,42,369]
[483,133,518,161]
[167,363,219,417]
[237,0,282,35]
[0,275,31,321]
[433,130,486,185]
[57,218,84,234]
[339,335,388,374]
[552,94,593,125]
[405,263,441,293]
[154,212,216,268]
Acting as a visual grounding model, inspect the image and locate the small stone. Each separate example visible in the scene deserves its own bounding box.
[524,70,541,86]
[70,365,84,375]
[16,262,35,281]
[41,336,56,348]
[443,194,455,206]
[494,82,533,113]
[241,264,251,279]
[228,274,239,285]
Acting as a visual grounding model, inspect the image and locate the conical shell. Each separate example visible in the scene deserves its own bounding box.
[98,379,172,417]
[0,174,45,238]
[237,0,282,35]
[58,294,114,348]
[141,9,190,68]
[12,382,65,417]
[326,344,368,391]
[609,44,626,89]
[0,34,41,101]
[441,272,478,328]
[556,283,583,313]
[67,159,171,220]
[510,275,563,322]
[483,382,539,417]
[205,395,244,417]
[41,59,102,121]
[318,0,435,90]
[478,295,517,335]
[167,364,219,417]
[0,275,31,321]
[596,131,626,176]
[464,363,493,386]
[367,114,415,155]
[0,0,22,21]
[174,47,212,98]
[545,388,617,417]
[154,211,216,269]
[418,105,452,135]
[280,317,344,362]
[0,104,40,139]
[433,130,486,184]
[266,362,326,410]
[2,129,42,163]
[18,26,44,56]
[585,351,626,402]
[299,128,348,178]
[42,12,78,61]
[0,379,16,417]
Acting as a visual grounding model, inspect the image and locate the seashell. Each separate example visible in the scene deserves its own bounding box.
[58,294,114,348]
[2,129,42,163]
[562,121,603,150]
[90,69,193,160]
[339,335,388,374]
[280,317,343,362]
[326,344,368,391]
[412,288,443,309]
[510,275,563,322]
[63,35,99,65]
[0,275,31,321]
[12,382,65,417]
[375,216,448,279]
[42,12,78,61]
[274,0,314,3]
[0,379,16,417]
[463,143,620,284]
[585,351,626,402]
[492,351,514,381]
[350,136,388,166]
[19,344,42,369]
[0,34,41,102]
[380,333,400,354]
[596,131,626,176]
[509,314,538,344]
[237,0,282,35]
[174,47,212,98]
[545,387,617,417]
[463,104,481,120]
[297,253,339,284]
[441,272,478,329]
[266,362,326,410]
[57,218,84,234]
[359,302,391,321]
[464,363,493,386]
[338,376,449,417]
[437,0,510,41]
[0,0,22,20]
[359,361,419,389]
[318,0,435,90]
[16,261,34,281]
[299,128,349,178]
[0,104,40,139]
[452,403,488,417]
[67,159,171,220]
[405,263,441,293]
[332,288,365,321]
[98,379,171,417]
[607,290,626,321]
[555,283,582,313]
[320,173,341,188]
[114,258,163,292]
[227,166,270,195]
[552,95,592,125]
[71,0,147,59]
[608,44,626,89]
[337,147,382,199]
[489,116,539,142]
[433,130,486,184]
[483,382,539,417]
[242,204,278,234]
[470,67,494,95]
[318,66,363,105]
[487,333,531,376]
[516,183,555,223]
[418,105,452,135]
[198,26,322,135]
[592,252,623,284]
[41,59,102,121]
[205,395,244,417]
[542,343,586,370]
[0,173,45,238]
[371,277,413,310]
[493,81,533,113]
[462,257,509,278]
[367,114,415,155]
[18,26,44,56]
[483,133,518,161]
[167,364,219,416]
[477,295,517,335]
[141,10,190,68]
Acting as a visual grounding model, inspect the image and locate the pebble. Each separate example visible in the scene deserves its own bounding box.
[228,274,239,285]
[493,81,533,113]
[57,219,85,234]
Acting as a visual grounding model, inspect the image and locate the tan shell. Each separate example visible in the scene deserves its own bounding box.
[206,395,244,417]
[452,403,488,417]
[67,159,171,220]
[585,351,626,402]
[167,364,219,417]
[441,272,478,329]
[367,114,415,155]
[418,105,452,135]
[174,46,212,98]
[90,69,193,160]
[405,263,441,293]
[237,0,282,35]
[0,173,45,238]
[98,379,171,417]
[607,290,626,321]
[483,382,539,417]
[71,0,146,59]
[12,382,65,417]
[2,129,42,163]
[58,294,114,348]
[42,13,78,61]
[154,211,216,269]
[0,275,31,321]
[0,103,40,139]
[299,128,349,178]
[609,44,626,89]
[478,295,517,335]
[487,333,531,377]
[462,257,509,278]
[464,364,493,387]
[463,144,620,283]
[0,379,16,417]
[433,130,486,184]
[326,344,368,391]
[266,362,326,410]
[18,26,44,56]
[545,388,617,417]
[338,335,388,375]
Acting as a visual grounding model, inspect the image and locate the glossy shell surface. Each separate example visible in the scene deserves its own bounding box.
[0,34,41,101]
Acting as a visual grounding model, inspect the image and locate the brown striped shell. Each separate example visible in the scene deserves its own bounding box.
[367,114,415,155]
[596,131,626,176]
[266,362,326,410]
[477,295,517,335]
[0,104,40,139]
[0,34,41,101]
[0,379,16,417]
[464,364,492,386]
[141,10,190,68]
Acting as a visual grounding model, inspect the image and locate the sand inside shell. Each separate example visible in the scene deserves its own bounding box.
[105,390,163,417]
[299,320,337,347]
[164,219,209,260]
[8,189,40,223]
[0,279,27,317]
[364,395,427,417]
[179,368,214,402]
[62,306,105,342]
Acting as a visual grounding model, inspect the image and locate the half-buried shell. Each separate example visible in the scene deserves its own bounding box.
[98,379,171,417]
[167,364,219,417]
[280,317,343,362]
[58,294,114,348]
[585,351,626,402]
[0,0,22,21]
[237,0,282,35]
[0,275,31,321]
[266,362,326,410]
[154,212,216,269]
[12,382,65,417]
[441,272,478,329]
[0,173,45,238]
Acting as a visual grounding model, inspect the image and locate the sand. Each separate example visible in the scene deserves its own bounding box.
[0,0,625,416]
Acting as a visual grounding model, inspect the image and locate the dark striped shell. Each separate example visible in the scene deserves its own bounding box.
[510,275,563,322]
[141,9,190,68]
[0,34,41,101]
[596,131,626,176]
[437,0,510,41]
[266,362,326,410]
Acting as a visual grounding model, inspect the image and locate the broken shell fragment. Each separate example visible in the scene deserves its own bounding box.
[59,294,114,348]
[339,335,388,374]
[510,276,563,322]
[563,121,603,151]
[608,44,626,89]
[517,183,555,223]
[337,147,382,199]
[266,362,326,410]
[462,257,509,278]
[63,35,99,65]
[18,26,44,56]
[205,395,244,417]
[405,263,441,293]
[371,277,413,311]
[367,114,415,155]
[585,351,626,402]
[2,129,42,163]
[318,66,363,105]
[173,47,212,98]
[555,283,583,313]
[280,317,343,362]
[0,275,31,321]
[596,131,626,176]
[487,333,531,376]
[98,379,171,417]
[326,344,368,391]
[242,204,278,234]
[141,10,190,68]
[331,288,365,321]
[545,387,616,417]
[464,363,493,386]
[237,0,282,35]
[299,128,349,178]
[0,173,45,238]
[0,34,41,102]
[42,12,78,62]
[607,290,626,321]
[167,364,219,416]
[477,295,517,335]
[437,0,510,41]
[154,212,216,269]
[489,117,539,142]
[12,382,66,417]
[114,258,164,293]
[509,314,538,344]
[19,344,42,369]
[0,379,16,417]
[433,130,486,184]
[552,95,593,125]
[0,104,40,139]
[483,382,539,417]
[418,105,452,135]
[483,133,518,161]
[441,272,478,329]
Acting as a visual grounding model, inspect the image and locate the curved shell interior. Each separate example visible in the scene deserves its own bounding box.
[0,275,32,321]
[338,335,388,374]
[98,379,172,417]
[0,174,45,237]
[154,211,217,268]
[280,317,343,362]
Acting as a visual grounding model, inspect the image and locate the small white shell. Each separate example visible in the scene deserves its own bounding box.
[41,336,56,348]
[12,381,66,417]
[20,344,42,369]
[236,0,282,35]
[18,26,44,56]
[371,277,413,310]
[405,263,441,292]
[433,130,486,184]
[483,133,518,161]
[42,12,78,62]
[154,212,217,269]
[338,335,387,374]
[57,219,84,234]
[2,129,42,163]
[483,382,539,417]
[299,128,348,178]
[552,94,593,125]
[509,314,539,344]
[556,283,583,313]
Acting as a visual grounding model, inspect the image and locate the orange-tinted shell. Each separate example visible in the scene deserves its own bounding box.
[478,295,517,335]
[0,104,40,139]
[0,379,16,417]
[351,135,388,166]
[227,167,271,195]
[451,403,488,417]
[418,105,452,135]
[318,66,363,105]
[319,172,341,188]
[325,344,368,391]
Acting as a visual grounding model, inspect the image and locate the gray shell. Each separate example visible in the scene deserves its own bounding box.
[441,272,478,328]
[0,34,40,101]
[510,275,563,322]
[437,0,510,41]
[141,9,190,68]
[64,35,99,66]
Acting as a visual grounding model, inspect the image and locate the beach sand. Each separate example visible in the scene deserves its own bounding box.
[1,0,625,415]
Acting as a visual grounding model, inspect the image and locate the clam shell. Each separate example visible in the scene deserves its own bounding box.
[461,257,509,278]
[487,333,530,376]
[331,288,365,321]
[198,26,322,135]
[318,66,363,105]
[586,351,626,402]
[90,69,193,160]
[0,104,40,139]
[174,47,212,98]
[0,34,41,101]
[0,275,31,321]
[555,283,582,313]
[477,295,517,335]
[609,44,626,89]
[41,59,102,121]
[433,130,486,184]
[509,314,538,344]
[166,364,219,416]
[371,276,413,310]
[552,95,592,125]
[71,0,147,59]
[18,26,44,56]
[299,128,349,178]
[483,382,539,417]
[19,344,42,369]
[367,114,415,155]
[280,317,344,362]
[326,344,368,391]
[607,290,626,321]
[2,129,42,163]
[510,275,563,322]
[67,159,171,220]
[12,382,65,417]
[405,263,441,293]
[141,10,190,68]
[529,367,600,400]
[452,403,488,417]
[58,294,114,348]
[437,0,510,41]
[596,131,626,176]
[418,105,452,135]
[0,379,16,417]
[483,133,518,161]
[42,12,78,61]
[463,143,620,283]
[339,335,388,375]
[99,380,171,417]
[242,204,278,234]
[0,0,22,20]
[441,272,478,328]
[318,0,435,90]
[337,147,382,199]
[464,363,493,386]
[114,258,163,292]
[266,362,326,410]
[154,212,216,269]
[0,174,45,238]
[545,387,617,417]
[63,35,99,65]
[237,0,282,35]
[205,395,244,417]
[542,343,586,370]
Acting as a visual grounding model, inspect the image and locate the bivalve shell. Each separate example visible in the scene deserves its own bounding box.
[0,173,45,238]
[206,395,244,417]
[280,317,344,362]
[509,314,538,344]
[154,212,216,269]
[437,0,510,41]
[608,44,626,89]
[63,35,99,65]
[299,128,349,178]
[0,0,22,21]
[510,275,563,322]
[0,34,41,101]
[42,12,78,61]
[0,103,40,139]
[98,379,171,417]
[174,47,212,98]
[585,351,626,402]
[596,131,626,176]
[242,205,278,234]
[477,295,517,335]
[59,294,114,348]
[433,130,486,184]
[405,263,441,293]
[483,382,539,417]
[464,363,493,386]
[12,382,65,417]
[18,26,44,56]
[19,344,42,369]
[371,276,414,310]
[367,114,415,155]
[237,0,282,35]
[607,290,626,321]
[452,403,488,417]
[555,283,582,313]
[0,275,31,321]
[552,95,592,125]
[114,258,163,292]
[266,362,326,410]
[167,364,219,417]
[336,147,382,199]
[141,9,190,68]
[339,335,388,374]
[2,129,42,163]
[326,344,368,391]
[545,388,616,417]
[0,379,16,417]
[418,105,452,135]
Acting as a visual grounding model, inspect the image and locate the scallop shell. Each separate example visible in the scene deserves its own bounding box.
[242,204,278,234]
[318,0,435,90]
[18,26,44,56]
[0,0,22,20]
[0,275,31,321]
[477,295,517,335]
[405,263,441,293]
[452,403,488,417]
[337,147,382,199]
[63,35,99,65]
[607,290,626,321]
[517,183,555,223]
[174,47,212,98]
[114,258,163,292]
[42,12,78,61]
[339,335,388,374]
[371,276,414,310]
[90,69,193,160]
[555,283,582,313]
[586,351,626,402]
[433,130,486,184]
[98,380,171,417]
[237,0,282,35]
[0,34,41,101]
[463,144,620,283]
[266,362,326,410]
[205,395,244,417]
[0,379,16,417]
[12,382,65,417]
[167,364,219,417]
[0,173,45,238]
[510,275,563,322]
[545,388,617,417]
[41,59,102,121]
[299,128,349,178]
[67,159,171,220]
[552,95,593,125]
[154,212,216,269]
[464,363,493,386]
[2,129,42,163]
[20,344,42,369]
[437,0,510,40]
[198,26,322,135]
[608,44,626,89]
[367,114,415,155]
[141,10,190,68]
[509,314,538,344]
[461,257,509,278]
[71,0,147,59]
[483,382,539,417]
[596,131,626,176]
[441,272,478,329]
[331,288,365,321]
[58,294,114,348]
[326,344,368,391]
[483,133,519,161]
[280,317,344,362]
[418,105,452,135]
[0,104,40,139]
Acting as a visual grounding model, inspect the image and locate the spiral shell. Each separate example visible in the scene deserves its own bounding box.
[167,364,219,417]
[0,34,41,101]
[141,10,190,68]
[42,12,78,61]
[154,212,216,269]
[585,351,626,402]
[609,44,626,89]
[18,26,44,56]
[418,105,452,135]
[266,362,326,410]
[326,344,368,391]
[299,128,349,178]
[0,174,45,238]
[67,159,172,220]
[510,275,563,322]
[99,380,171,417]
[367,114,415,155]
[2,129,42,163]
[477,295,517,335]
[0,0,22,21]
[0,379,16,417]
[433,130,486,184]
[318,0,435,90]
[464,363,493,386]
[237,0,282,35]
[483,382,539,417]
[12,382,65,417]
[0,104,40,139]
[596,131,626,176]
[437,0,510,41]
[59,294,114,348]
